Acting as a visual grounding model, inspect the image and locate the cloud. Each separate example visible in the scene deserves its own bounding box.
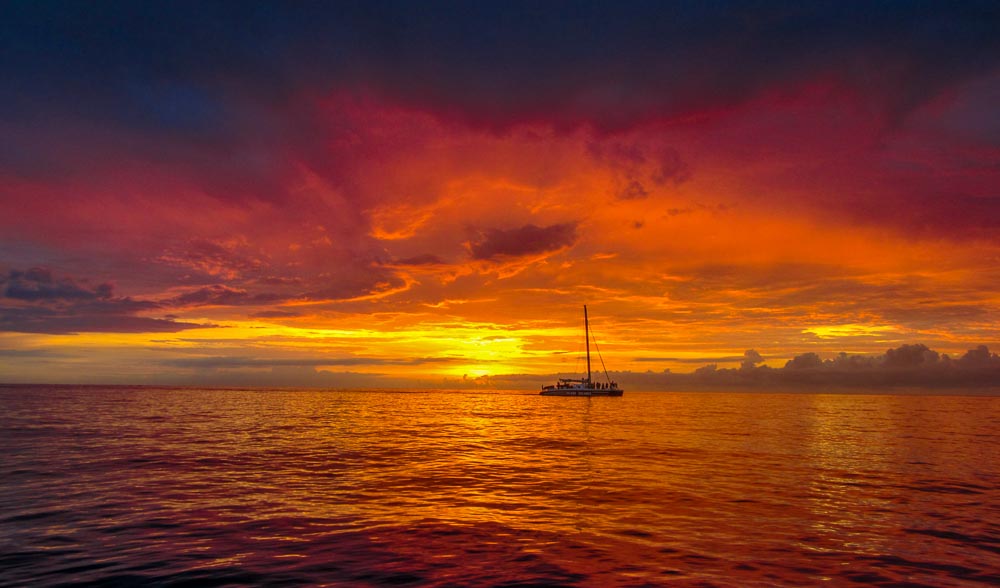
[1,267,207,334]
[883,343,940,368]
[156,239,269,280]
[767,344,1000,388]
[160,252,410,306]
[785,352,824,370]
[489,344,1000,392]
[651,149,691,186]
[589,139,692,200]
[0,4,997,379]
[304,271,409,302]
[162,356,456,369]
[3,268,112,301]
[845,193,1000,239]
[469,222,577,260]
[617,180,649,200]
[167,285,284,307]
[8,3,996,139]
[683,344,1000,389]
[633,354,775,364]
[394,254,447,266]
[958,345,996,368]
[0,348,74,359]
[250,310,302,319]
[740,349,764,370]
[0,305,206,334]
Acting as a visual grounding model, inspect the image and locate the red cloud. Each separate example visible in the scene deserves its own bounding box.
[469,223,578,260]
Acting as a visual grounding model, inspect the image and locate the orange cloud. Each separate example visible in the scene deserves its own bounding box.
[2,88,998,386]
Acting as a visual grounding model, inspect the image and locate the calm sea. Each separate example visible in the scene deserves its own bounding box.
[1,386,998,587]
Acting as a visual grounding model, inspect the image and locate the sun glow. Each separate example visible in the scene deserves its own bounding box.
[803,324,898,339]
[2,23,998,387]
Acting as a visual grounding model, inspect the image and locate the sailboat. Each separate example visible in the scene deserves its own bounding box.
[540,305,624,396]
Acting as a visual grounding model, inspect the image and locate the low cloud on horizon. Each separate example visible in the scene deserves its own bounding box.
[6,342,992,393]
[2,4,998,385]
[472,344,1000,392]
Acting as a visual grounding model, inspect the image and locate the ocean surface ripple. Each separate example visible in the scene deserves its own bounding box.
[1,386,998,587]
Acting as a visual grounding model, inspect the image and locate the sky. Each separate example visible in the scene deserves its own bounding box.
[1,1,999,388]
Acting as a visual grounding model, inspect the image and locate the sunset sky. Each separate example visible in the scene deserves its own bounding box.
[2,2,998,387]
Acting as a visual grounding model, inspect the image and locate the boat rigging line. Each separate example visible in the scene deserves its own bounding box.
[591,333,612,385]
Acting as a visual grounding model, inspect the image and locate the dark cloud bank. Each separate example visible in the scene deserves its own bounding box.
[3,2,998,240]
[5,1,997,131]
[469,223,578,260]
[0,267,206,334]
[484,344,1000,392]
[0,265,402,334]
[154,344,1000,392]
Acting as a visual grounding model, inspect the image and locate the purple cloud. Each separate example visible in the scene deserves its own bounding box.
[168,285,286,307]
[3,268,113,301]
[0,306,206,334]
[250,310,302,319]
[469,223,577,260]
[1,267,208,334]
[395,254,447,266]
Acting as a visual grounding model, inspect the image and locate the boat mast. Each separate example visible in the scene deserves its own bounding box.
[584,305,591,385]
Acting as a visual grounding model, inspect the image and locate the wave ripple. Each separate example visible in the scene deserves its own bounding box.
[1,386,998,586]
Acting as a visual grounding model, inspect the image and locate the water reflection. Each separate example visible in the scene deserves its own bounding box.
[0,387,997,586]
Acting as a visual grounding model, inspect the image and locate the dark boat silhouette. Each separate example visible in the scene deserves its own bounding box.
[540,305,623,397]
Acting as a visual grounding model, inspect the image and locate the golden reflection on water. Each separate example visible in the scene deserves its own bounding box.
[1,387,998,587]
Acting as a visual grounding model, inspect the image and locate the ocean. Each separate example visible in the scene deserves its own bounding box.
[1,386,997,587]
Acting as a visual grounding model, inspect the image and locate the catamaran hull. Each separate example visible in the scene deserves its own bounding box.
[539,388,623,397]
